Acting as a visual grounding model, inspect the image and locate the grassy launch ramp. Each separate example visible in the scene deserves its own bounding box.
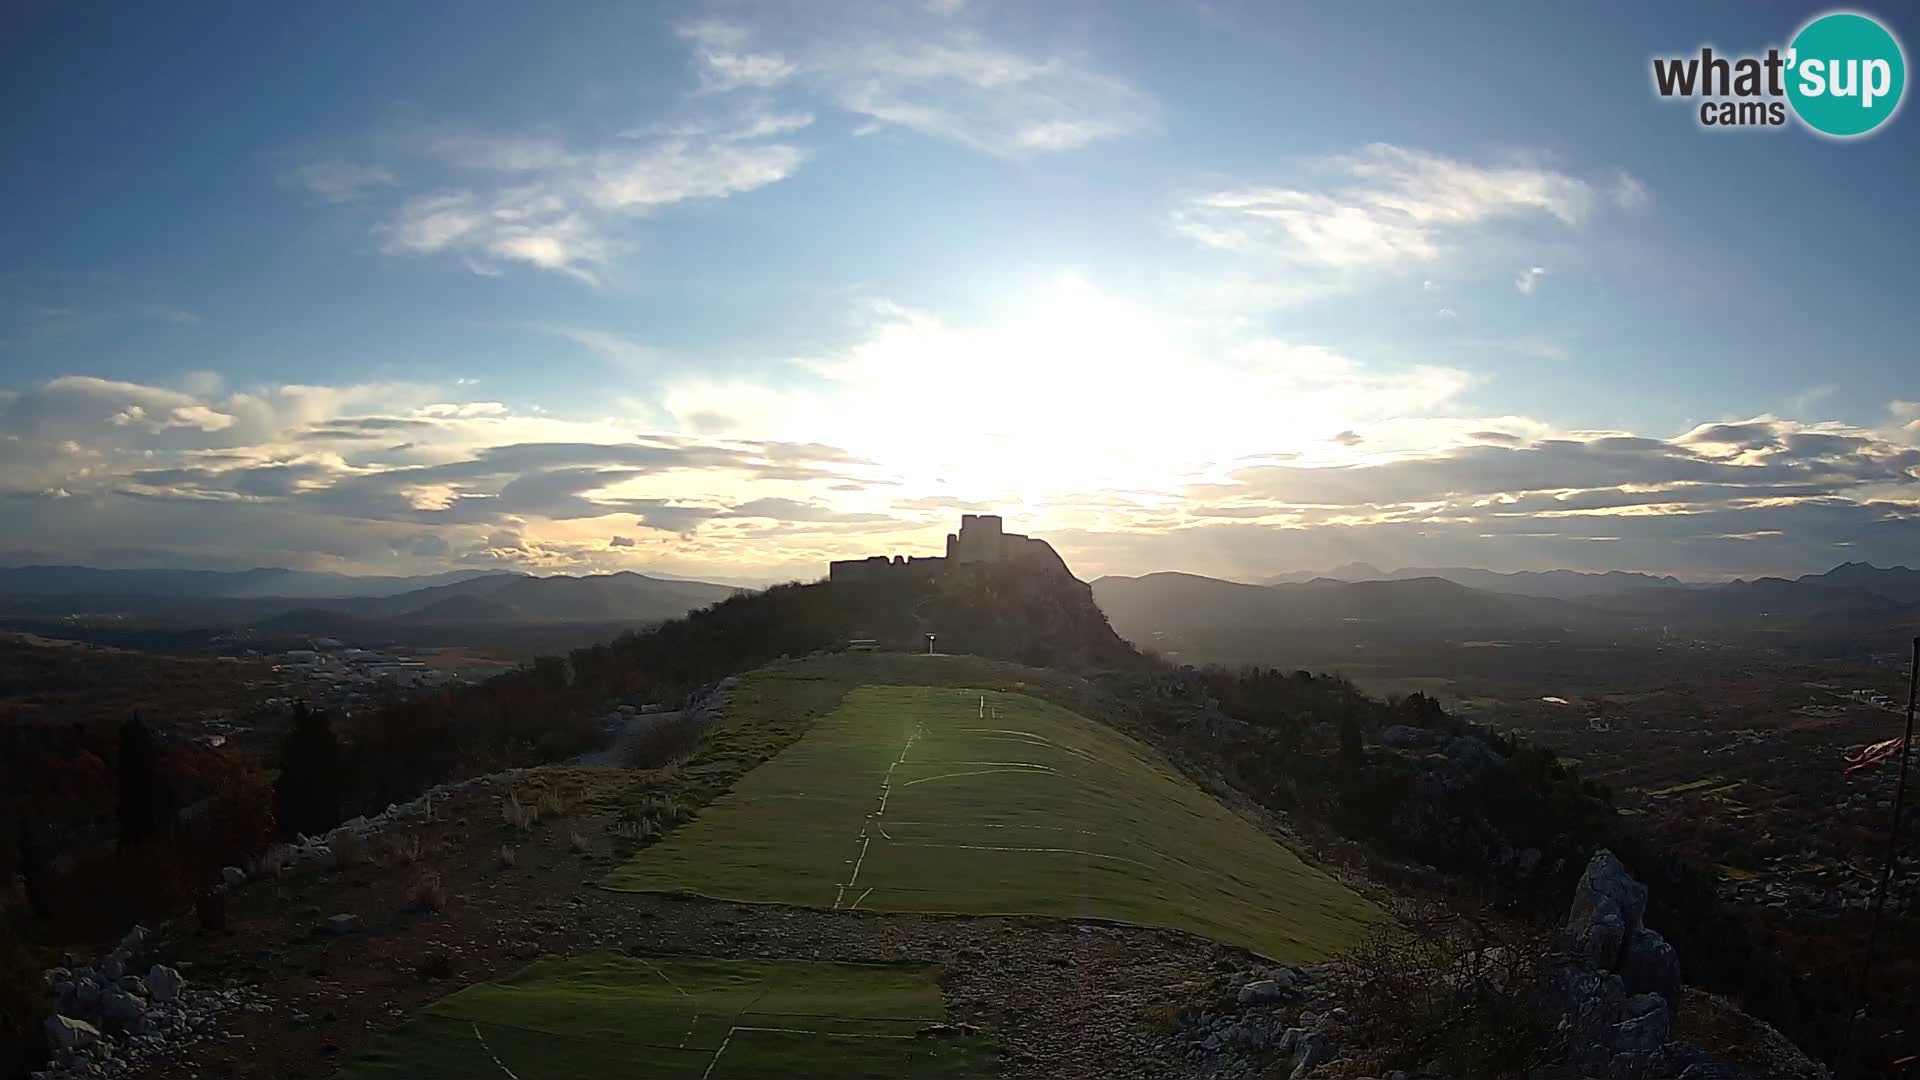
[608,685,1381,960]
[339,954,996,1080]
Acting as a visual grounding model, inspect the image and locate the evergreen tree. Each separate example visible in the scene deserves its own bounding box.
[115,714,175,848]
[1339,712,1364,769]
[17,816,51,920]
[273,702,342,839]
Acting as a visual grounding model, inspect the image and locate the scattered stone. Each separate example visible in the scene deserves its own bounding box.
[323,914,361,936]
[44,1015,100,1052]
[146,965,184,1003]
[1237,978,1286,1005]
[222,866,247,888]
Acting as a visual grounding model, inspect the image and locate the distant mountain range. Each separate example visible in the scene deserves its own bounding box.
[0,565,513,599]
[0,565,744,649]
[1093,561,1920,667]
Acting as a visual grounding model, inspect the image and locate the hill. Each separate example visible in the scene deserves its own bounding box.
[1091,571,1593,665]
[0,565,512,599]
[1265,563,1687,599]
[606,683,1381,959]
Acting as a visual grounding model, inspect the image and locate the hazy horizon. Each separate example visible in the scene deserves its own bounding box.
[5,3,1916,583]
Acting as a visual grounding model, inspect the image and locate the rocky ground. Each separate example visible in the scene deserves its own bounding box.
[31,767,1834,1080]
[35,766,1257,1080]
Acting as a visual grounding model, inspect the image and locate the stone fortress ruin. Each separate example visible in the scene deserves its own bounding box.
[828,514,1072,584]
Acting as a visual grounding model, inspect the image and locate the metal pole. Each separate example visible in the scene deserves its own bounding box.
[1850,636,1920,1075]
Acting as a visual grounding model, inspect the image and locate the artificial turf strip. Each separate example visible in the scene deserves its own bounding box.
[606,685,1384,961]
[337,954,998,1080]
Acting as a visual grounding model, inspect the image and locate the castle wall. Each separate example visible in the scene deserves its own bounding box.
[829,514,1072,582]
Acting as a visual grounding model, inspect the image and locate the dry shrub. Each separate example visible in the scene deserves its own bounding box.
[252,843,292,880]
[1332,911,1562,1077]
[409,868,449,913]
[622,712,704,769]
[496,844,516,870]
[538,789,565,818]
[568,830,590,855]
[611,795,690,849]
[501,791,537,832]
[327,828,367,868]
[415,951,458,981]
[388,834,423,865]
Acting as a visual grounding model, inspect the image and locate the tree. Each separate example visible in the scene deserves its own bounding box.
[115,714,175,848]
[273,702,343,840]
[17,817,50,920]
[1339,712,1364,769]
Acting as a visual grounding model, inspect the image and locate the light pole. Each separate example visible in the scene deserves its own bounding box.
[925,633,936,655]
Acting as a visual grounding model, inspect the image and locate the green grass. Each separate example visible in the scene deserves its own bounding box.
[607,684,1383,961]
[338,954,997,1080]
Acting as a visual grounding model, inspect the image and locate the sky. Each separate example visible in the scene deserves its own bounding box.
[3,0,1918,585]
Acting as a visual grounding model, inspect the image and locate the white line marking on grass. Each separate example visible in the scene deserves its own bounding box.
[892,841,1159,870]
[704,1020,919,1077]
[837,724,921,906]
[899,766,1056,787]
[636,958,701,1049]
[733,1025,917,1039]
[850,886,874,909]
[470,1022,522,1080]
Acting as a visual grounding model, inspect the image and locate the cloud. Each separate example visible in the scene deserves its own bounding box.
[303,103,809,282]
[1515,266,1547,294]
[609,534,637,547]
[1174,145,1640,278]
[281,160,397,203]
[681,15,1152,158]
[680,19,799,92]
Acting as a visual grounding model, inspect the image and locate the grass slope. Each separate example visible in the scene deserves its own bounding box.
[339,954,996,1080]
[608,685,1382,961]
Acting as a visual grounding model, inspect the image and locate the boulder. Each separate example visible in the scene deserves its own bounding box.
[1620,926,1681,1006]
[1611,994,1671,1054]
[1568,849,1647,969]
[100,989,144,1032]
[324,913,361,935]
[1237,979,1286,1005]
[1289,1028,1332,1078]
[146,965,184,1003]
[44,1015,101,1052]
[221,865,246,888]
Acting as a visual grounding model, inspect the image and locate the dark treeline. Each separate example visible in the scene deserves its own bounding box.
[1105,663,1903,1075]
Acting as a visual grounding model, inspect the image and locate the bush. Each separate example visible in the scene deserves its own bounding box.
[416,951,458,981]
[328,828,367,868]
[1332,912,1563,1077]
[115,715,176,849]
[501,791,537,832]
[496,844,516,870]
[409,868,448,913]
[623,711,705,769]
[274,703,343,840]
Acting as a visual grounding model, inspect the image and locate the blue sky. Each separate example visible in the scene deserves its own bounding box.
[3,1,1917,582]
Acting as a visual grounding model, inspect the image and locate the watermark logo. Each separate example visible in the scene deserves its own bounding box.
[1651,10,1906,137]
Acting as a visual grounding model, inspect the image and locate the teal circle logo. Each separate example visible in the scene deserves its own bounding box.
[1787,12,1906,137]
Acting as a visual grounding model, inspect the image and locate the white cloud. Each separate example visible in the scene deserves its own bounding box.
[680,19,798,92]
[281,160,397,203]
[1175,145,1641,278]
[1515,266,1547,294]
[373,131,804,280]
